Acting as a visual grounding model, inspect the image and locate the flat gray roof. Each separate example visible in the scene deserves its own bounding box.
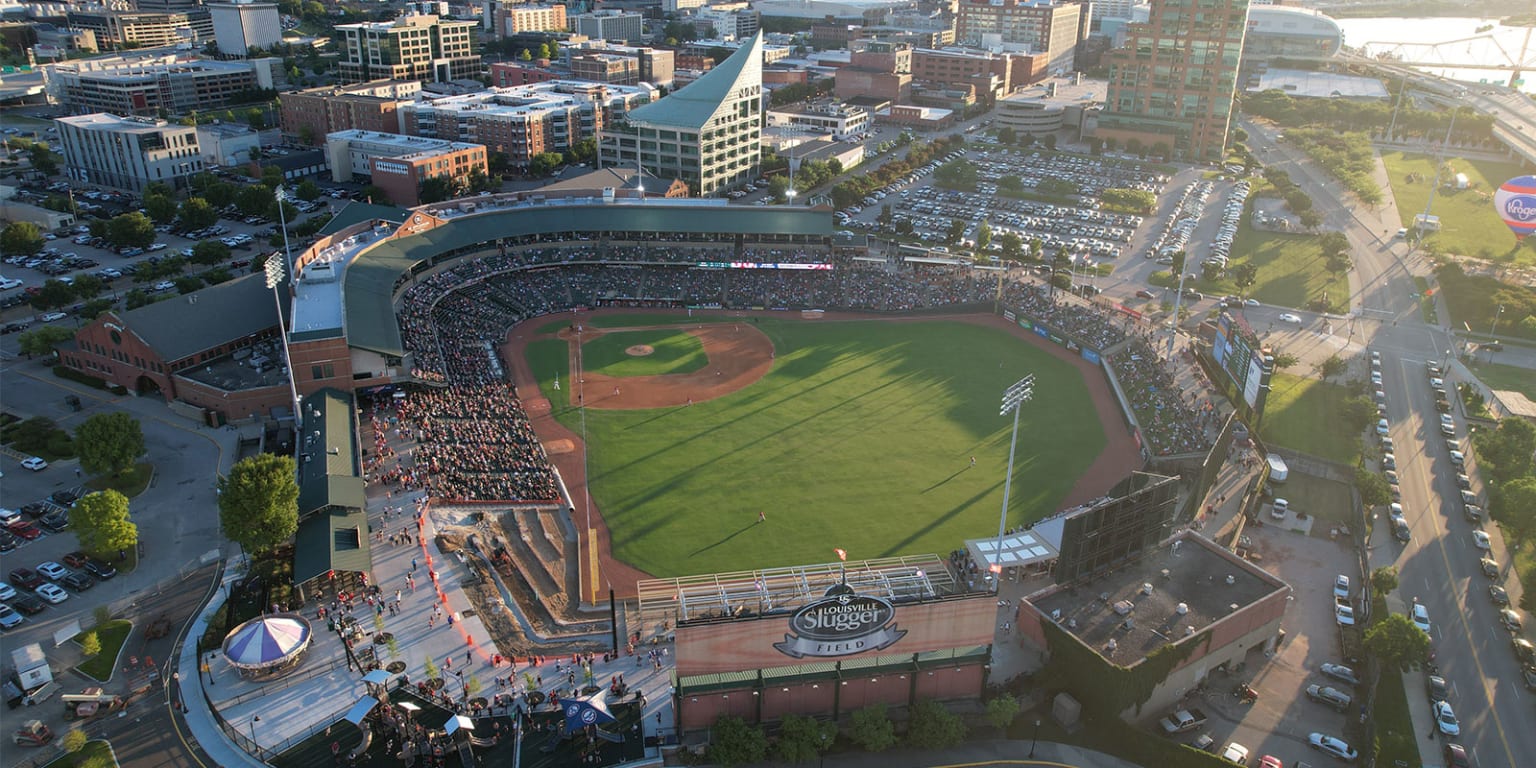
[1029,533,1286,666]
[341,201,835,355]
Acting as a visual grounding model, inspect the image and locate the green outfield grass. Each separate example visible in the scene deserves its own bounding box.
[1260,372,1360,465]
[1381,151,1531,265]
[525,317,1106,576]
[580,329,709,377]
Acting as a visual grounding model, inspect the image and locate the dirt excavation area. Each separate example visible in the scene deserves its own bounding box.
[428,503,609,658]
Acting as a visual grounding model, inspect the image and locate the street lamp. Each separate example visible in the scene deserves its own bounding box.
[1490,303,1505,338]
[994,375,1036,586]
[249,714,261,753]
[1029,718,1041,759]
[264,253,302,420]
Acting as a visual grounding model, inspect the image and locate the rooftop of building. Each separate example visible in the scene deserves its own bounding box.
[1247,4,1342,36]
[49,53,267,76]
[626,31,761,129]
[1245,69,1388,100]
[335,13,477,31]
[55,112,191,134]
[1029,532,1288,666]
[176,336,299,392]
[114,271,284,363]
[296,388,366,516]
[407,80,656,115]
[1001,75,1108,106]
[326,129,484,156]
[283,79,423,99]
[195,121,258,138]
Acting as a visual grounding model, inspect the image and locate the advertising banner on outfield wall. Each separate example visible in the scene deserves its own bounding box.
[675,595,995,676]
[1081,348,1101,365]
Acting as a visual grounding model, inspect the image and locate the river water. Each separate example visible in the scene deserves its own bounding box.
[1334,16,1534,92]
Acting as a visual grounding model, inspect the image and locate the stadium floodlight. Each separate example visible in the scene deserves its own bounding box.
[264,253,302,421]
[993,374,1035,577]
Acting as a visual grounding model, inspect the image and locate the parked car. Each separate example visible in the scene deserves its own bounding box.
[35,561,68,580]
[20,456,47,471]
[1426,675,1449,703]
[0,602,23,629]
[34,583,68,604]
[8,591,46,615]
[1433,701,1460,736]
[82,559,117,580]
[1305,684,1352,711]
[1307,733,1358,761]
[1319,663,1360,686]
[58,572,93,592]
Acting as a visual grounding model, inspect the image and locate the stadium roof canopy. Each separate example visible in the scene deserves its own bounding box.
[342,203,835,356]
[636,554,960,625]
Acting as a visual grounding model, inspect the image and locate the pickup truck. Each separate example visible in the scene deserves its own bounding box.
[1159,707,1208,735]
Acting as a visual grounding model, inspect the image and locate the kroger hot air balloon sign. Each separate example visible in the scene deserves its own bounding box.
[1495,176,1536,241]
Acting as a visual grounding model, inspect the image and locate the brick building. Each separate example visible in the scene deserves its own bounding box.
[279,80,423,145]
[325,130,488,207]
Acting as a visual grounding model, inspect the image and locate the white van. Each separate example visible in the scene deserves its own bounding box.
[1266,454,1289,483]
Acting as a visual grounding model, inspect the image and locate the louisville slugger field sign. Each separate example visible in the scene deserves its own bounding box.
[774,588,907,659]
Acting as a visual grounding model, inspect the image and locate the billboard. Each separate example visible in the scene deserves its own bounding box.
[1054,473,1178,584]
[1211,313,1269,411]
[676,594,995,676]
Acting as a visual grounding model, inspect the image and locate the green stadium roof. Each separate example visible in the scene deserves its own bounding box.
[626,32,762,130]
[296,388,366,516]
[342,203,835,356]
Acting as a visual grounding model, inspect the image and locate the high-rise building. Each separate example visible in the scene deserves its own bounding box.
[403,80,655,167]
[46,54,283,117]
[600,31,763,196]
[336,14,480,84]
[1096,0,1249,162]
[954,0,1084,75]
[483,2,568,39]
[66,8,215,50]
[208,0,282,57]
[571,10,644,43]
[55,113,203,192]
[279,80,424,145]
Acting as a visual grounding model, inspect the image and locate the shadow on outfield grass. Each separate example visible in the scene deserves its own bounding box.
[923,466,971,493]
[690,520,759,557]
[623,406,687,430]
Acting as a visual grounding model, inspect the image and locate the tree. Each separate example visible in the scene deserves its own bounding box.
[143,193,178,224]
[1341,396,1375,434]
[174,276,203,294]
[237,185,276,217]
[30,278,76,311]
[774,713,836,764]
[419,176,458,204]
[75,413,144,477]
[17,325,74,357]
[528,152,563,177]
[1169,251,1187,277]
[845,703,896,752]
[905,699,965,750]
[295,179,321,202]
[933,160,978,191]
[217,453,300,555]
[69,490,139,556]
[1479,418,1536,484]
[78,298,114,320]
[62,727,88,755]
[204,182,238,209]
[976,221,993,252]
[985,693,1020,731]
[1313,354,1347,382]
[179,197,218,230]
[946,218,966,245]
[708,716,767,768]
[1231,263,1258,293]
[191,240,231,266]
[245,107,267,130]
[1497,477,1536,541]
[261,165,284,189]
[107,212,156,249]
[999,232,1023,261]
[28,143,60,175]
[1201,260,1223,282]
[1364,612,1430,673]
[72,275,105,300]
[1371,566,1399,596]
[1356,467,1392,508]
[1271,352,1299,370]
[996,126,1016,145]
[0,221,44,256]
[80,631,101,658]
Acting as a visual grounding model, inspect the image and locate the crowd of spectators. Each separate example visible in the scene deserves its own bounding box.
[1109,337,1216,456]
[385,241,1177,500]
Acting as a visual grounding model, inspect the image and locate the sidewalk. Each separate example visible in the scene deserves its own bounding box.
[1365,512,1439,768]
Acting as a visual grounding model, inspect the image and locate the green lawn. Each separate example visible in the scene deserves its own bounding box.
[1183,221,1350,313]
[1381,151,1532,265]
[1261,372,1361,465]
[1272,474,1354,535]
[45,739,116,767]
[525,318,1106,576]
[1369,598,1421,768]
[1467,360,1536,400]
[85,461,153,498]
[580,329,708,377]
[75,620,132,682]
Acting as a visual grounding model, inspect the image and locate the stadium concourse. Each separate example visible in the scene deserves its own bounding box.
[377,245,1226,515]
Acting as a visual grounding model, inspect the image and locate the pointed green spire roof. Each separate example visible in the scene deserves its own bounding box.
[626,32,763,130]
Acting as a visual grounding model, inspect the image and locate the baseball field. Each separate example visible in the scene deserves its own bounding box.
[517,313,1111,578]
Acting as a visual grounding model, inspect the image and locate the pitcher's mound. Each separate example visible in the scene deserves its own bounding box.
[626,345,654,356]
[544,439,576,455]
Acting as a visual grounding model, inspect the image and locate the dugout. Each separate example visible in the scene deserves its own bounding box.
[636,555,995,731]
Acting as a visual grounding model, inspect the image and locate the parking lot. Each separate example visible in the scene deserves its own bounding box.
[1164,510,1370,766]
[1,174,341,332]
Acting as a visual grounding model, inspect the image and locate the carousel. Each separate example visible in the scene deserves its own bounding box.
[221,614,314,680]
